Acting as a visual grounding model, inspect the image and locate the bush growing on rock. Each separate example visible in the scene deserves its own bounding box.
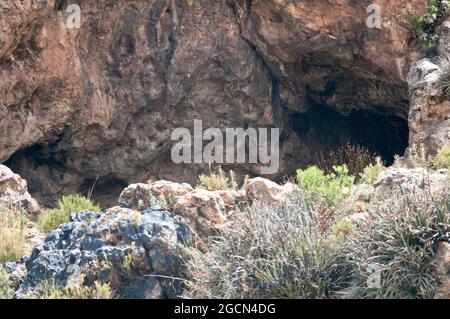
[403,143,434,169]
[359,157,385,184]
[297,165,354,207]
[38,194,101,233]
[434,145,450,169]
[197,167,238,191]
[0,204,26,263]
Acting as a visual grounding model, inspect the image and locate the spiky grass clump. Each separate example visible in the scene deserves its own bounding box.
[341,193,450,299]
[437,53,450,98]
[38,195,101,233]
[184,193,352,299]
[0,204,26,264]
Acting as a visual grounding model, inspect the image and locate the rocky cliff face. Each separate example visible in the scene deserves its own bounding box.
[0,0,446,206]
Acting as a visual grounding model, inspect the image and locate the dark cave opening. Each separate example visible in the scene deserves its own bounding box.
[78,175,128,208]
[286,104,409,167]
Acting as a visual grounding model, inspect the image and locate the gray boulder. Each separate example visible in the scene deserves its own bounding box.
[13,206,194,299]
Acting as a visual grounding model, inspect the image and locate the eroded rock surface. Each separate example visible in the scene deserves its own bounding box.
[0,164,40,215]
[407,17,450,152]
[12,206,193,299]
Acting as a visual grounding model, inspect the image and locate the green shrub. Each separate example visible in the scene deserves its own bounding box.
[184,194,352,299]
[38,195,100,233]
[197,167,238,191]
[297,165,354,207]
[360,157,385,184]
[0,204,26,264]
[413,0,449,51]
[340,194,450,298]
[433,145,450,169]
[0,266,14,299]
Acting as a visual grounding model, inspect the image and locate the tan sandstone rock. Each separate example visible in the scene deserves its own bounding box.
[0,164,40,215]
[244,177,296,205]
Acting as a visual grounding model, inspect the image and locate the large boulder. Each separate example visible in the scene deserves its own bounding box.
[244,177,296,205]
[12,206,194,299]
[0,165,40,215]
[374,167,449,199]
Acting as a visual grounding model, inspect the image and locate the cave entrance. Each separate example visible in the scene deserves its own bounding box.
[283,103,409,174]
[78,175,128,208]
[4,142,128,208]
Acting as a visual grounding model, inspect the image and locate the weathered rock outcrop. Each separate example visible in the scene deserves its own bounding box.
[119,177,294,236]
[0,0,438,206]
[11,206,193,299]
[407,17,450,152]
[0,164,40,215]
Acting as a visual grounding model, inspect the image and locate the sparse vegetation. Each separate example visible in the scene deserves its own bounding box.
[413,0,450,51]
[197,166,238,191]
[404,143,434,169]
[186,186,449,299]
[38,195,101,233]
[0,266,14,299]
[316,143,379,177]
[360,157,385,184]
[297,165,354,207]
[0,204,26,264]
[433,145,450,169]
[34,276,114,299]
